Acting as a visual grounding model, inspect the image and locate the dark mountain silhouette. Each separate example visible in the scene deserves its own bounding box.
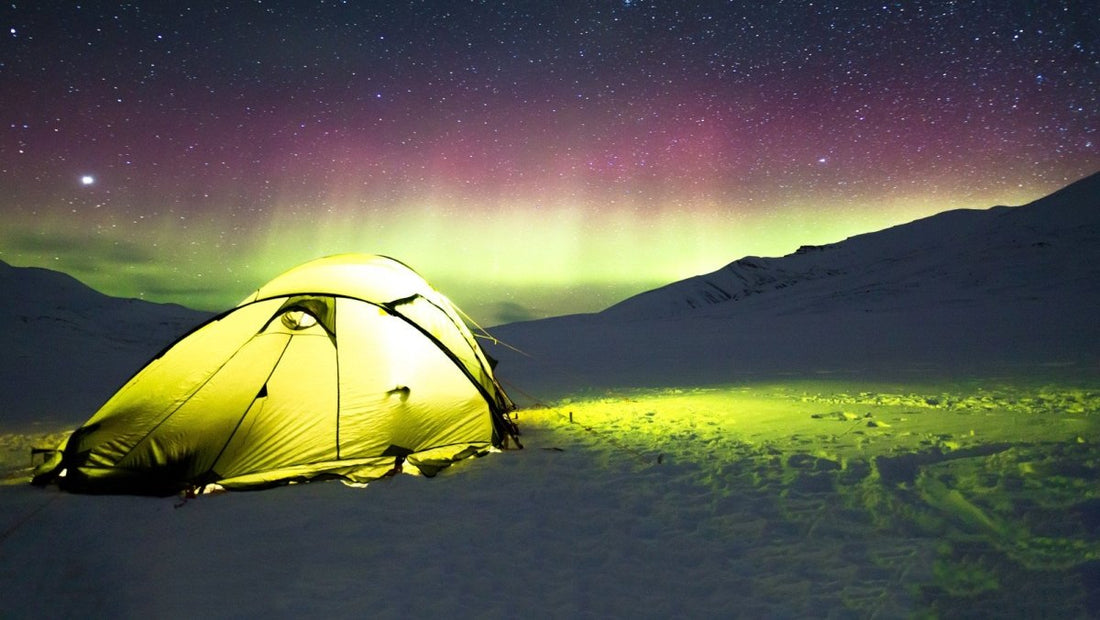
[0,260,210,428]
[488,172,1100,397]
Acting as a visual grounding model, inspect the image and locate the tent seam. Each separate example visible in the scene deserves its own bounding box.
[206,333,295,481]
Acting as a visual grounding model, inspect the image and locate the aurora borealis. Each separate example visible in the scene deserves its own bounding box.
[2,2,1097,324]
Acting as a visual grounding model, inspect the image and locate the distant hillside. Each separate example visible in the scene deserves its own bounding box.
[0,260,211,428]
[603,171,1100,320]
[487,172,1100,397]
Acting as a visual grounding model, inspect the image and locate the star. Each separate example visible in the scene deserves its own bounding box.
[1,2,1095,323]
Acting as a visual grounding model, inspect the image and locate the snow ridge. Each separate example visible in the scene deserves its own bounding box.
[488,172,1100,395]
[603,171,1100,320]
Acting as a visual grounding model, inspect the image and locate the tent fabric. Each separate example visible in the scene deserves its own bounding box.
[32,254,517,495]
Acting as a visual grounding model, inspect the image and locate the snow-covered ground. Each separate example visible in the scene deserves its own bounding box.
[1,173,1098,617]
[2,380,1097,617]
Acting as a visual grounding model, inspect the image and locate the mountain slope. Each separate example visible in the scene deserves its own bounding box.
[488,172,1100,397]
[603,172,1100,320]
[0,260,211,428]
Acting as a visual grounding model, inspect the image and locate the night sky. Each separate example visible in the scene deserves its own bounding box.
[2,1,1097,324]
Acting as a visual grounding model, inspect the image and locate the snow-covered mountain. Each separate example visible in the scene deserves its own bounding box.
[0,261,211,428]
[605,171,1100,319]
[487,172,1100,397]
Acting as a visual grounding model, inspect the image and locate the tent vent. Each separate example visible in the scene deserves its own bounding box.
[281,309,318,330]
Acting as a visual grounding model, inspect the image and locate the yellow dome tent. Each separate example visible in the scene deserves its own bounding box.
[32,254,518,495]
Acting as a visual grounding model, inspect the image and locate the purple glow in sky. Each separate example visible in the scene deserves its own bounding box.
[2,1,1097,323]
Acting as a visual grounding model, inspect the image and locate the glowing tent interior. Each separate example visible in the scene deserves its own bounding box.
[32,254,518,495]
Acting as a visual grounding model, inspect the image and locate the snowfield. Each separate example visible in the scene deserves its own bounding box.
[2,380,1097,617]
[1,173,1098,618]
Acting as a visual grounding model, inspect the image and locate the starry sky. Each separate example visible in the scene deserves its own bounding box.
[2,1,1097,325]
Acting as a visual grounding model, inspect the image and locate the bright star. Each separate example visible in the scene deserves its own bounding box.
[81,175,95,186]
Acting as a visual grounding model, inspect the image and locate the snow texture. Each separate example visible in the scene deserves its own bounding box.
[1,172,1098,618]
